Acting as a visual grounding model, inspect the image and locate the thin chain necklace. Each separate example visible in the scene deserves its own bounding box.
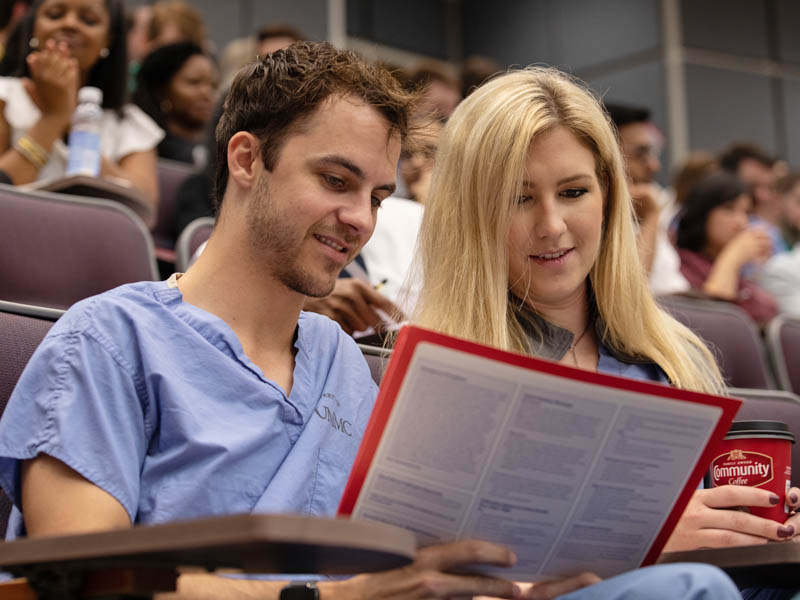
[569,321,592,367]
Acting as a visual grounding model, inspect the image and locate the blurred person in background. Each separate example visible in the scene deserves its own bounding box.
[217,34,254,90]
[673,152,719,208]
[606,102,690,296]
[775,172,800,249]
[397,115,441,205]
[760,244,800,317]
[133,41,217,166]
[394,62,458,197]
[124,4,150,93]
[125,4,149,62]
[0,0,30,59]
[146,0,205,50]
[256,23,303,57]
[676,171,777,324]
[218,23,304,90]
[719,141,788,254]
[356,116,442,314]
[407,59,461,121]
[669,152,719,241]
[760,173,800,316]
[461,53,502,98]
[0,0,162,208]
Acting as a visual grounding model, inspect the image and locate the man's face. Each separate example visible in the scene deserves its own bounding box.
[618,121,662,184]
[246,96,401,298]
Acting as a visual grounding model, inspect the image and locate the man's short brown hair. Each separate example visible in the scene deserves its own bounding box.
[213,41,418,211]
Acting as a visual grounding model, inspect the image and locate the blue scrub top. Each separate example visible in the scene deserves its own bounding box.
[0,280,378,538]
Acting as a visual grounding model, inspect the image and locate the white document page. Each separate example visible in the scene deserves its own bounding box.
[349,342,722,581]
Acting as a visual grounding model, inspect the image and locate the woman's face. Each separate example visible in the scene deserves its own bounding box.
[165,54,217,128]
[704,193,751,258]
[507,126,605,311]
[33,0,110,73]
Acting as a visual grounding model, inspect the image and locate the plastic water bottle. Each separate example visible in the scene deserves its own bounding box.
[66,86,103,177]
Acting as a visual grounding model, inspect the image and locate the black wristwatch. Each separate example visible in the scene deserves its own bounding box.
[279,581,320,599]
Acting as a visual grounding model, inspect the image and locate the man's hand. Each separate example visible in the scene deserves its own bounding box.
[324,540,523,599]
[664,485,800,552]
[304,278,403,335]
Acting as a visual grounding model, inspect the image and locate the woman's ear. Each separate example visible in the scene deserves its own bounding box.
[226,131,260,189]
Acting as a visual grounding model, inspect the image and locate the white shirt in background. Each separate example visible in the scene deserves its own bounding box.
[361,196,424,313]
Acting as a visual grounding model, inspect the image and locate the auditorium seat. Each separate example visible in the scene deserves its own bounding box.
[0,185,159,310]
[358,344,391,386]
[153,159,195,263]
[765,316,800,394]
[0,301,62,535]
[658,294,775,389]
[175,216,215,272]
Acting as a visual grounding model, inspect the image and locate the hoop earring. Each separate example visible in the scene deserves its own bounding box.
[99,47,109,59]
[29,37,39,49]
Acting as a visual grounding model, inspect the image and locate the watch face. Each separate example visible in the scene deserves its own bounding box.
[280,583,319,600]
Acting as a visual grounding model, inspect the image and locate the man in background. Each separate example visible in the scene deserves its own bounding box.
[719,142,788,254]
[607,103,690,296]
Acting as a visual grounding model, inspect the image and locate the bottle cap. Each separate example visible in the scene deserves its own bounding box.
[77,86,103,105]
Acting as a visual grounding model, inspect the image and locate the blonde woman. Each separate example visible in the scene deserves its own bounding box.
[412,67,800,596]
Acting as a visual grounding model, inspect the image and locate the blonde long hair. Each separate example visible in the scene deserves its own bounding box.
[411,67,724,394]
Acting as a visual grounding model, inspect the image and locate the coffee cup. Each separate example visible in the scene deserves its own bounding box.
[708,420,795,522]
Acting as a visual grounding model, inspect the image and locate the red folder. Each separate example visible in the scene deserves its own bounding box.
[339,325,740,567]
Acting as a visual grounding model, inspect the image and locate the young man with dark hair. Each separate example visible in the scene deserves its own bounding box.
[719,141,787,254]
[606,102,690,296]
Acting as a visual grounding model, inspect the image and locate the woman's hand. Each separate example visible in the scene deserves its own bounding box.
[663,485,800,552]
[719,227,773,268]
[704,226,773,300]
[24,38,79,131]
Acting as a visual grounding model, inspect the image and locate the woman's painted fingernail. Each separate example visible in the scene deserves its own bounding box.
[790,493,798,504]
[770,493,781,505]
[778,525,794,538]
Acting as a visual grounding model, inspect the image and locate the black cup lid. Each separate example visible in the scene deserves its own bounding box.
[726,420,796,442]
